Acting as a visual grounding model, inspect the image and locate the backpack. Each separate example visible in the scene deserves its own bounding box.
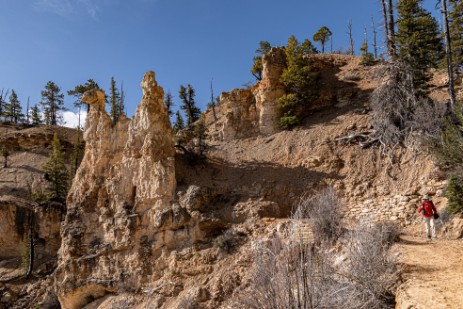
[422,200,434,216]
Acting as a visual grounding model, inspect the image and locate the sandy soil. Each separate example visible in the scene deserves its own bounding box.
[396,228,463,309]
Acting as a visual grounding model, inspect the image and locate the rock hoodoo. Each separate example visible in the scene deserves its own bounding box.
[54,71,176,309]
[252,47,287,135]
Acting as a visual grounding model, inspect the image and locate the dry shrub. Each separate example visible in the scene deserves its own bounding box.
[228,197,399,309]
[228,231,340,309]
[213,229,245,254]
[341,220,399,309]
[297,187,342,245]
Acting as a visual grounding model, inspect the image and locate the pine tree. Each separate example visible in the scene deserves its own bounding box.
[68,79,100,112]
[30,105,42,125]
[68,79,99,145]
[278,35,319,129]
[360,29,375,65]
[396,0,443,93]
[44,108,51,126]
[449,0,463,67]
[70,127,84,178]
[251,41,272,80]
[164,91,174,117]
[173,111,185,133]
[40,81,64,125]
[109,77,121,123]
[313,26,332,53]
[445,176,463,214]
[179,84,201,128]
[43,133,69,202]
[3,90,24,123]
[119,81,125,117]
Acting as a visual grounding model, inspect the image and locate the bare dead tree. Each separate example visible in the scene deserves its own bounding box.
[372,16,378,58]
[26,96,30,125]
[387,0,397,60]
[440,0,456,111]
[347,19,355,56]
[0,89,10,122]
[370,61,445,154]
[381,0,390,56]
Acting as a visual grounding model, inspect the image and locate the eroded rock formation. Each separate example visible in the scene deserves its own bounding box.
[205,47,286,141]
[252,47,287,135]
[55,71,176,309]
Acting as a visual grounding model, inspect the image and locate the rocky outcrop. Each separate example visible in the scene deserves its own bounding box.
[54,71,176,309]
[204,47,286,141]
[205,52,378,142]
[205,88,258,141]
[252,47,287,135]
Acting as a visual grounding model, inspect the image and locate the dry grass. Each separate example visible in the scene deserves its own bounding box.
[227,191,399,309]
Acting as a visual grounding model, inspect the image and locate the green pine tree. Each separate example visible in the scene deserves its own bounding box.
[164,91,174,117]
[360,38,375,65]
[68,79,100,113]
[278,35,319,130]
[43,133,69,202]
[173,111,185,133]
[40,81,64,125]
[313,26,332,53]
[449,0,463,67]
[445,176,463,214]
[396,0,443,93]
[30,105,42,125]
[179,84,201,128]
[3,90,24,123]
[109,77,121,123]
[251,41,272,80]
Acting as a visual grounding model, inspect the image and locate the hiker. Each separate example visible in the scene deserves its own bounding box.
[417,195,438,240]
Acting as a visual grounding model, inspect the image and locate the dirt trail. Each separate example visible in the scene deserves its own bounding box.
[396,229,463,309]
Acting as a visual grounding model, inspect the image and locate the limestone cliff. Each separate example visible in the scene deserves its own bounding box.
[55,71,176,309]
[205,47,286,141]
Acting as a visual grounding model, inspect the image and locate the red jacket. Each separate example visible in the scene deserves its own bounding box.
[418,200,437,218]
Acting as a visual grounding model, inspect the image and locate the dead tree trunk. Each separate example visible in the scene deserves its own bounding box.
[372,16,378,58]
[347,19,355,55]
[387,0,397,60]
[381,0,390,57]
[441,0,456,111]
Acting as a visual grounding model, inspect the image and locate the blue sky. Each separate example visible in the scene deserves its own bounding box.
[0,0,440,127]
